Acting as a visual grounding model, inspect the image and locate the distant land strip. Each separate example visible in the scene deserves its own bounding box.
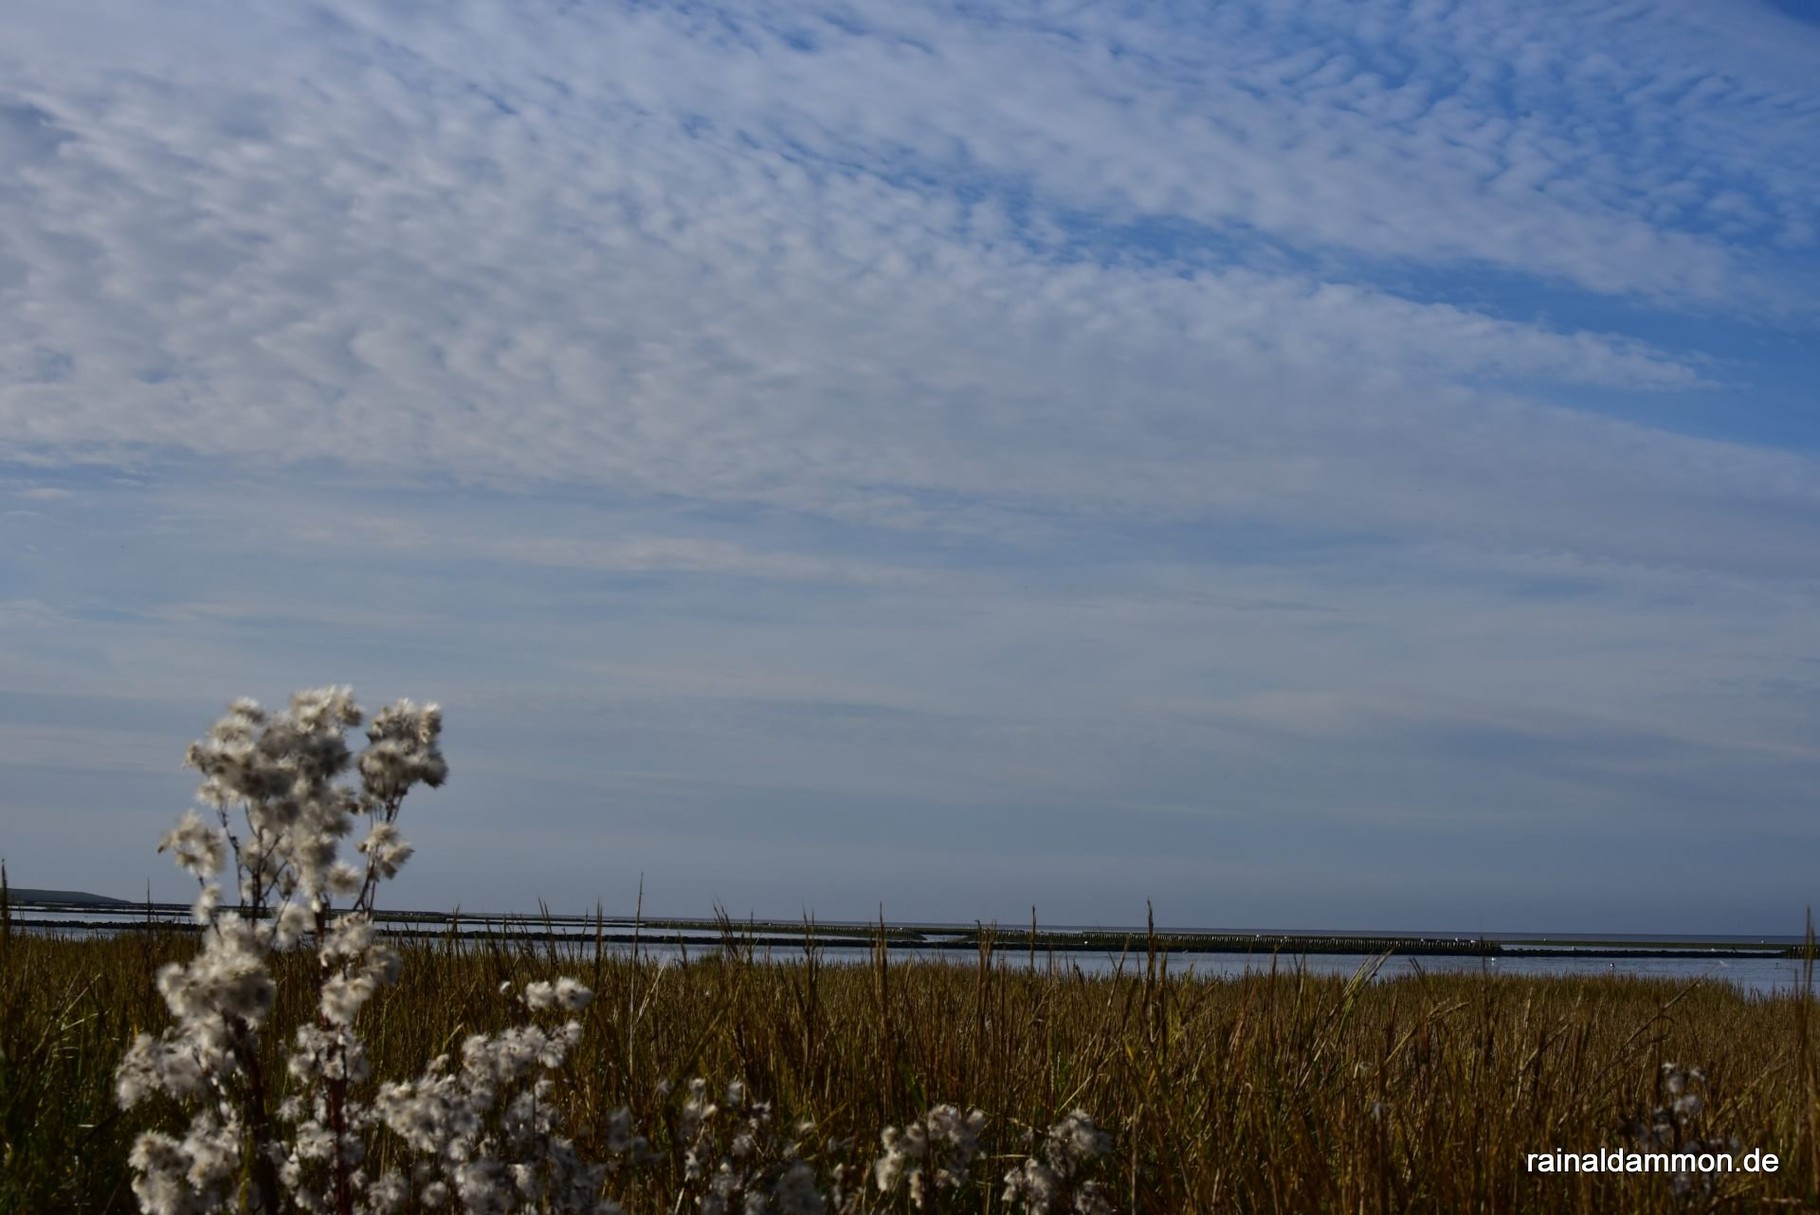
[4,887,134,906]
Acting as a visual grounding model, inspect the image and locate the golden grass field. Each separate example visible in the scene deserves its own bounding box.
[5,921,1819,1213]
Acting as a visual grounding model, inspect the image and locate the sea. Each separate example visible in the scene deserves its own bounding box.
[10,901,1813,998]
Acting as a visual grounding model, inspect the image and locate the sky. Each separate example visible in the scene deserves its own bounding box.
[2,0,1819,934]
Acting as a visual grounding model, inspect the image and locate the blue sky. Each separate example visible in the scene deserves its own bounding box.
[2,0,1818,933]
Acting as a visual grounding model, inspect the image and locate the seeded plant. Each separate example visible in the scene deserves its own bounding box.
[870,1104,986,1211]
[101,687,1138,1215]
[113,688,633,1215]
[997,1110,1115,1215]
[1621,1063,1741,1206]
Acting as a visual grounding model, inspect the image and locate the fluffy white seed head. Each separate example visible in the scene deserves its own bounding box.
[524,977,595,1013]
[159,810,227,879]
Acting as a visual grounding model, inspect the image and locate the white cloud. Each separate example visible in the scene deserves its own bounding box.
[0,19,1804,574]
[290,519,935,585]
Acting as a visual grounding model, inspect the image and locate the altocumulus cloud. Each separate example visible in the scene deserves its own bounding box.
[0,0,1818,931]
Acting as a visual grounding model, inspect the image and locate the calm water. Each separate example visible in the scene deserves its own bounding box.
[14,904,1812,998]
[665,944,1812,998]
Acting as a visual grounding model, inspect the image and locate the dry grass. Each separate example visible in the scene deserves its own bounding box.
[5,921,1819,1213]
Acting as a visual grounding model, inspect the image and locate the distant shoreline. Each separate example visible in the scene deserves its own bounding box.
[4,887,134,906]
[7,896,1810,959]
